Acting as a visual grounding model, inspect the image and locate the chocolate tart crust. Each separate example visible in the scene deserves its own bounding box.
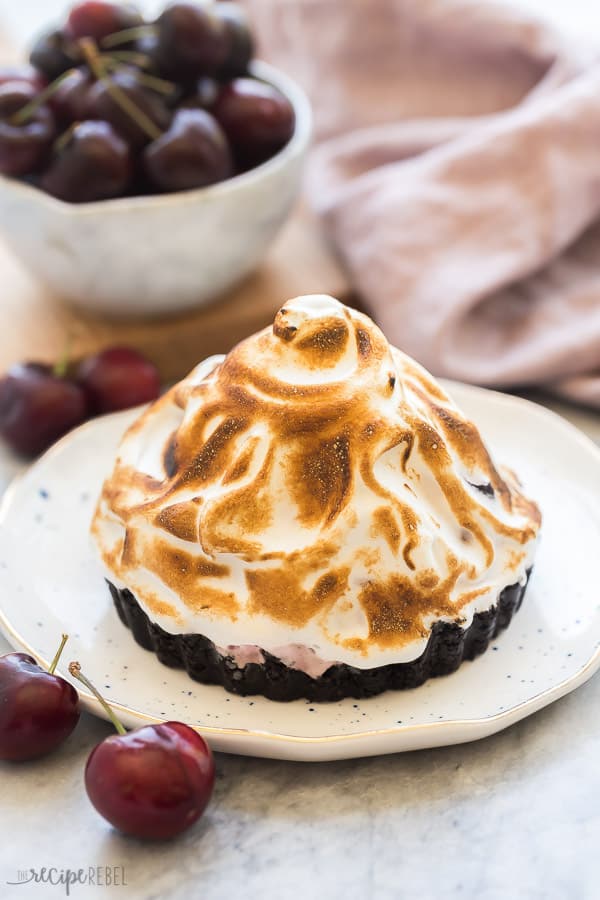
[108,570,531,702]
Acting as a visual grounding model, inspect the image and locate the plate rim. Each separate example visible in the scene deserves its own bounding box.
[1,607,600,750]
[1,383,599,752]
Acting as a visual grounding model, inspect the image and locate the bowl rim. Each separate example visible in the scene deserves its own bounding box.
[0,60,312,215]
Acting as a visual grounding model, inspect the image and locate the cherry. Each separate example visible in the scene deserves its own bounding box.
[48,67,93,125]
[77,347,161,413]
[66,2,143,42]
[7,2,262,202]
[213,78,295,169]
[0,636,80,761]
[0,66,47,92]
[69,663,215,840]
[41,120,131,203]
[85,69,171,149]
[133,32,163,72]
[215,3,254,80]
[0,82,56,176]
[179,77,219,111]
[0,362,88,458]
[143,108,232,192]
[29,29,80,82]
[156,2,229,81]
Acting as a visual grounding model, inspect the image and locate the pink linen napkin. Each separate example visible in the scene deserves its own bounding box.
[244,0,600,406]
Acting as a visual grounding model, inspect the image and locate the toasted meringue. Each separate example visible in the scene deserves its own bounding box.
[92,295,541,672]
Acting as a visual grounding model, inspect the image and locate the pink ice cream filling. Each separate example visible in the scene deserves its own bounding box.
[219,643,337,679]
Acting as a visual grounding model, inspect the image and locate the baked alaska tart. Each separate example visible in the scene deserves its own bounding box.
[92,295,541,702]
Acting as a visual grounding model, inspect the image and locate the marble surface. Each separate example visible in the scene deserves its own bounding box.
[0,393,599,900]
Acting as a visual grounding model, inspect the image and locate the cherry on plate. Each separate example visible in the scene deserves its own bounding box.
[70,662,215,840]
[0,636,80,762]
[77,347,161,414]
[41,120,131,203]
[0,81,56,176]
[0,362,88,458]
[213,77,295,169]
[143,108,232,192]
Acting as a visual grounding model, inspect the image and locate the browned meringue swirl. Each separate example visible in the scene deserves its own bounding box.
[92,295,541,667]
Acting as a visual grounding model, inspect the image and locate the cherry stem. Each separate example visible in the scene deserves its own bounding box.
[69,661,127,736]
[53,334,72,378]
[53,122,78,155]
[48,634,69,675]
[105,49,153,70]
[102,56,176,96]
[79,37,162,141]
[11,68,79,125]
[100,24,157,50]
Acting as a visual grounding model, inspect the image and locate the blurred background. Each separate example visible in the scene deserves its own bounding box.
[1,1,599,48]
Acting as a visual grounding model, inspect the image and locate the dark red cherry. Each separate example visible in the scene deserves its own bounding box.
[48,67,93,125]
[143,108,232,192]
[69,662,215,841]
[0,639,80,761]
[77,347,161,413]
[133,33,163,74]
[29,29,80,82]
[0,66,47,92]
[66,1,143,41]
[85,70,171,149]
[0,363,88,458]
[0,82,56,176]
[156,3,229,80]
[215,3,254,80]
[41,120,131,203]
[213,78,295,169]
[179,77,219,111]
[84,721,215,840]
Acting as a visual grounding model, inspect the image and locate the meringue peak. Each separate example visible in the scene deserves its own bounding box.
[92,297,540,669]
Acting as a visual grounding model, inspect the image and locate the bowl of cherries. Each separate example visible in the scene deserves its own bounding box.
[0,1,311,318]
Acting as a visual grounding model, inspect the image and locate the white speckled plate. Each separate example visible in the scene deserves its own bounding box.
[0,382,599,761]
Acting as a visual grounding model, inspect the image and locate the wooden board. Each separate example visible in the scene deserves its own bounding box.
[1,206,349,381]
[0,30,349,381]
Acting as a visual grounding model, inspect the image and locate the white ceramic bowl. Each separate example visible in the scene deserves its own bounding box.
[0,61,311,318]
